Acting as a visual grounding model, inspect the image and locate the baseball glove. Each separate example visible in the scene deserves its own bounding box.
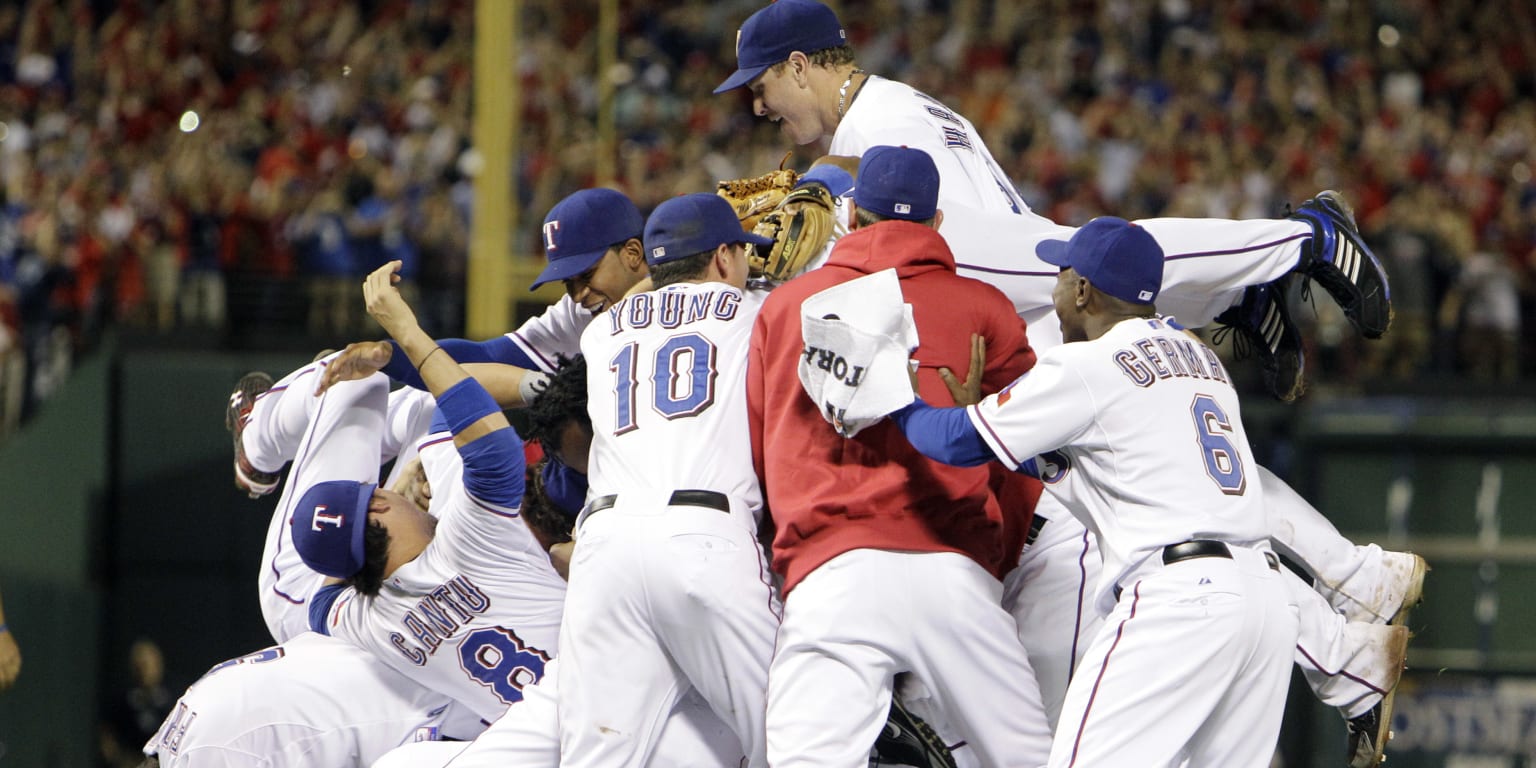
[717,152,799,231]
[871,697,959,768]
[749,182,840,281]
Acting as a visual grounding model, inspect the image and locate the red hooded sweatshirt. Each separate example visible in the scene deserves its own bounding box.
[748,220,1040,595]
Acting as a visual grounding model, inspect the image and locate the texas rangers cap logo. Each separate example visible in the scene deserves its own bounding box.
[542,220,561,251]
[310,504,346,531]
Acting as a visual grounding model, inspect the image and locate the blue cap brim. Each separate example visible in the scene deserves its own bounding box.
[1036,238,1071,267]
[741,231,776,247]
[346,482,375,576]
[529,248,607,291]
[714,64,771,94]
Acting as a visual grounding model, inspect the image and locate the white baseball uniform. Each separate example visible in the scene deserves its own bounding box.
[829,73,1395,725]
[311,398,567,725]
[559,281,780,767]
[143,632,460,766]
[242,360,437,643]
[960,316,1298,765]
[369,659,745,768]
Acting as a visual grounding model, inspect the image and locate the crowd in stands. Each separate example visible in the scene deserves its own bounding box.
[1,0,1533,434]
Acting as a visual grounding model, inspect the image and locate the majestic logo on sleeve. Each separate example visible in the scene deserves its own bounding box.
[310,505,346,531]
[542,220,560,251]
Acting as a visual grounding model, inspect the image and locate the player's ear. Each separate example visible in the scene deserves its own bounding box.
[786,51,810,86]
[619,238,647,273]
[931,210,944,230]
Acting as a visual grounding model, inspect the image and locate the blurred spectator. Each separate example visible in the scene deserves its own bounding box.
[98,637,173,768]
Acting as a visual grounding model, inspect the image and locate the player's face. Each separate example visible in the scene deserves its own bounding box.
[368,487,437,546]
[548,420,593,475]
[750,66,823,146]
[564,245,640,313]
[1053,268,1088,343]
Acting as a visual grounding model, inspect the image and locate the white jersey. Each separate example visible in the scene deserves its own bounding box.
[580,282,766,521]
[833,76,1049,222]
[826,75,1305,349]
[507,294,593,372]
[317,441,567,723]
[967,316,1269,612]
[144,633,456,766]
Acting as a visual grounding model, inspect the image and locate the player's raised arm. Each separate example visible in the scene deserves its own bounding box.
[363,260,508,448]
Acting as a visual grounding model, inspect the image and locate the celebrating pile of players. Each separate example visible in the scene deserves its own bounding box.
[143,2,1427,766]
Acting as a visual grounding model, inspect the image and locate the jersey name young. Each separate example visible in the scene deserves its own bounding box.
[601,287,742,335]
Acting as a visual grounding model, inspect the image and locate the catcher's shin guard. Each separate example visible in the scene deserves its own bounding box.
[1289,190,1392,339]
[1212,272,1307,402]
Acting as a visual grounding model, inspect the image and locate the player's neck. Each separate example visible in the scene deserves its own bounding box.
[817,65,867,132]
[1082,310,1153,341]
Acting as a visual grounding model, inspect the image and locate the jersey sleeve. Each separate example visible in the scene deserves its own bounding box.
[966,351,1095,470]
[507,295,592,373]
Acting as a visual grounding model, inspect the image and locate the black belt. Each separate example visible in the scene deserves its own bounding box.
[1114,540,1279,600]
[1024,514,1049,548]
[586,489,730,518]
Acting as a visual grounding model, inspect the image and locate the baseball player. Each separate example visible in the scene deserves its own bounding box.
[296,259,567,725]
[141,632,466,766]
[714,0,1390,386]
[557,192,781,766]
[228,359,438,643]
[884,217,1299,766]
[750,146,1053,767]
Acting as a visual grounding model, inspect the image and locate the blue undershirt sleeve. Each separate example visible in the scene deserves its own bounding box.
[380,336,534,390]
[436,378,525,508]
[309,583,346,634]
[889,399,995,467]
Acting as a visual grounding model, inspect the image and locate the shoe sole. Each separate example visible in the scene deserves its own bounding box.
[228,372,279,498]
[1304,192,1393,339]
[1370,556,1425,765]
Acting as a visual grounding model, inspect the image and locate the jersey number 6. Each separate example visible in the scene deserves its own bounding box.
[1191,394,1246,495]
[609,332,719,434]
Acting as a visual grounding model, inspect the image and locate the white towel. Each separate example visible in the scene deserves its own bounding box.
[797,269,919,437]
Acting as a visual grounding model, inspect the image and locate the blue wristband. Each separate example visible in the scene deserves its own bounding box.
[436,378,501,436]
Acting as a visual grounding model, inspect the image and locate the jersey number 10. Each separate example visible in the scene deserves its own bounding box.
[609,332,719,434]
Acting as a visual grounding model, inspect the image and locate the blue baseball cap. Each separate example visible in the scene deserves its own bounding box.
[531,189,644,290]
[644,193,775,266]
[1037,217,1165,305]
[290,479,376,579]
[713,0,848,94]
[854,146,939,221]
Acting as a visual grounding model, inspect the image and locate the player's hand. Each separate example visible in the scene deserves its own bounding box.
[0,625,20,691]
[315,341,394,395]
[938,334,986,406]
[389,457,432,511]
[363,260,420,340]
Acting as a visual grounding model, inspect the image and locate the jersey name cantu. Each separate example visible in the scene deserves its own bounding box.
[320,469,567,722]
[145,633,456,766]
[833,77,1047,221]
[581,282,765,521]
[967,316,1268,612]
